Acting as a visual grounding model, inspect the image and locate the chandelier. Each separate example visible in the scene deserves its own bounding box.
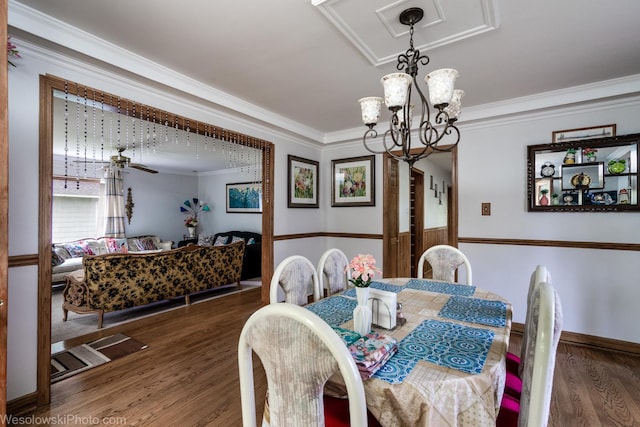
[359,7,464,168]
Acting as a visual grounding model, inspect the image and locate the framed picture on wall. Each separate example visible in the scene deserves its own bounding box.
[226,182,262,213]
[552,124,616,143]
[288,155,319,208]
[331,155,375,207]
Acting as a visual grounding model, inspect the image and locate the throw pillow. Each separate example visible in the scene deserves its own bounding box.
[81,239,102,255]
[63,243,86,258]
[247,237,256,245]
[198,235,216,247]
[51,250,66,267]
[106,238,129,253]
[137,237,158,251]
[230,236,245,244]
[53,246,71,260]
[80,240,96,255]
[213,235,229,246]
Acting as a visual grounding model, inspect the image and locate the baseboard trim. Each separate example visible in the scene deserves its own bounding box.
[6,391,37,417]
[511,322,640,355]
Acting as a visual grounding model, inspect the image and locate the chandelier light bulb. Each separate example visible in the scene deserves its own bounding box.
[425,68,459,109]
[359,97,384,126]
[444,90,464,122]
[381,73,412,110]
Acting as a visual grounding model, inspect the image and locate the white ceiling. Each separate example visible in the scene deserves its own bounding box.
[9,0,640,173]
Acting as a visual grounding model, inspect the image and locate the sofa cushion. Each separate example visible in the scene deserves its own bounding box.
[132,237,158,251]
[53,246,71,260]
[52,250,66,267]
[63,242,87,257]
[230,236,245,244]
[198,235,217,246]
[83,239,108,255]
[104,238,129,253]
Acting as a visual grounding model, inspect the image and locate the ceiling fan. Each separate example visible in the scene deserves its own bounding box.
[109,146,158,174]
[71,146,158,174]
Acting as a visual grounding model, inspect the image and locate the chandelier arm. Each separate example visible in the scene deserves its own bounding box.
[362,128,387,155]
[430,125,460,152]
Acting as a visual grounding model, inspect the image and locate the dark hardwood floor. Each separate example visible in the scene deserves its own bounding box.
[11,287,640,426]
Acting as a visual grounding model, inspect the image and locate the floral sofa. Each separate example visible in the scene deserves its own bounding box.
[51,235,173,284]
[197,230,261,280]
[62,241,245,328]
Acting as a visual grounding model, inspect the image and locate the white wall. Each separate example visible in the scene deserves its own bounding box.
[123,170,197,244]
[197,168,262,236]
[458,99,640,344]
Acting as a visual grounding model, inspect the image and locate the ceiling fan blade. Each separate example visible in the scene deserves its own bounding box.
[70,160,110,164]
[130,163,158,174]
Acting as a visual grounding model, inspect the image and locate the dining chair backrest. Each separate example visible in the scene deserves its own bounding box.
[518,282,563,427]
[518,265,552,378]
[317,248,351,296]
[238,303,369,427]
[417,244,473,284]
[270,255,321,305]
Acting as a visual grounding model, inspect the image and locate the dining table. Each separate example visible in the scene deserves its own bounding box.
[307,277,513,427]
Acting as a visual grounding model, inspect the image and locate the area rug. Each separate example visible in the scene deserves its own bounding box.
[51,333,147,383]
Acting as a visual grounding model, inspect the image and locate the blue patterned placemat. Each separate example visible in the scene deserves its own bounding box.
[438,296,507,327]
[342,281,403,298]
[373,319,495,383]
[405,279,476,296]
[306,296,357,328]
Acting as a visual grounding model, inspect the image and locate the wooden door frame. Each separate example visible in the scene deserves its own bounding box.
[1,0,10,419]
[410,168,424,277]
[37,75,274,406]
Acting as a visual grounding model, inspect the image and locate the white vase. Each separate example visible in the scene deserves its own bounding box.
[186,226,196,238]
[353,286,372,336]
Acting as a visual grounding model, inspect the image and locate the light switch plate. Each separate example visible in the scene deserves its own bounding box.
[482,202,491,216]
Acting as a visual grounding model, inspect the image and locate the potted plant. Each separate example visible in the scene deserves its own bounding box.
[583,147,598,162]
[563,148,577,164]
[539,188,550,206]
[347,254,382,335]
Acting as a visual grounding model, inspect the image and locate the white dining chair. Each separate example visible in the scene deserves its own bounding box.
[506,265,552,378]
[317,248,351,297]
[497,281,563,427]
[416,244,473,284]
[238,303,370,427]
[270,255,321,305]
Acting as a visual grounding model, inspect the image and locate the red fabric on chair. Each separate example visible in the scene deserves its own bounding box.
[506,351,521,374]
[504,370,523,399]
[496,393,520,427]
[324,395,382,427]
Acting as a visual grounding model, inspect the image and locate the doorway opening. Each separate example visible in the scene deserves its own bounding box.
[382,148,457,277]
[38,74,274,406]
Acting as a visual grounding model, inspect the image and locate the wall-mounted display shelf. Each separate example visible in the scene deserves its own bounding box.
[528,133,639,212]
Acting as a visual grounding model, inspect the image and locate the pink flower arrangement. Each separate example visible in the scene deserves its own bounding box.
[347,254,382,287]
[583,147,598,158]
[184,216,198,227]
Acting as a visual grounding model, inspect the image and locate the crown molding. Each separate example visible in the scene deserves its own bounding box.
[323,74,640,145]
